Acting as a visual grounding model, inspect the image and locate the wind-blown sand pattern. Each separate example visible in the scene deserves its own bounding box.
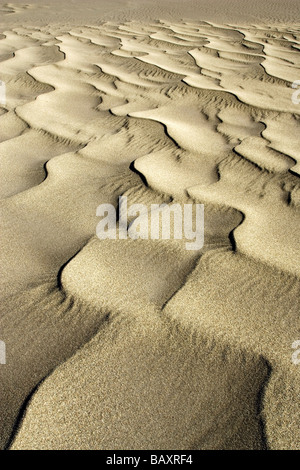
[0,0,299,450]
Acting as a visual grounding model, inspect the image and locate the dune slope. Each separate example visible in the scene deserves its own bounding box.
[0,2,299,450]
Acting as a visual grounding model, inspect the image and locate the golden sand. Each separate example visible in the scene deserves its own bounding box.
[0,0,299,450]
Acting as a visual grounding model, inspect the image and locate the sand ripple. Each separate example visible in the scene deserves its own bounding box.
[0,16,299,450]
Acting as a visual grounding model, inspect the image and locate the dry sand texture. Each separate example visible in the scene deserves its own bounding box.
[0,0,299,450]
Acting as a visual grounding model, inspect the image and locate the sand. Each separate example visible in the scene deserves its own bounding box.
[0,0,299,450]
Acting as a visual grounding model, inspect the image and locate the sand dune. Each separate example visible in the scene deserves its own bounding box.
[0,0,299,451]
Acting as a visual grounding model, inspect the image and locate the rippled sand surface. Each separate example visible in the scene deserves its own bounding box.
[0,0,299,450]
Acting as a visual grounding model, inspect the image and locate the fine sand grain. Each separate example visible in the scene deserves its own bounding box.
[0,0,299,450]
